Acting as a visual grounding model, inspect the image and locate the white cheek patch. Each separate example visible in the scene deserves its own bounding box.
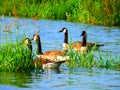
[63,29,66,33]
[33,35,37,40]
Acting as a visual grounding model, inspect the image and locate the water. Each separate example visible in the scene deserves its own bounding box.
[0,16,120,90]
[0,68,120,90]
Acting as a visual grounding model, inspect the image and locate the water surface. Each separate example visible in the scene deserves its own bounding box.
[0,16,120,90]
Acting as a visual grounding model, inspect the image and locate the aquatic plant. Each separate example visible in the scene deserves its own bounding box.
[97,52,120,69]
[0,39,34,72]
[67,49,120,69]
[68,50,97,69]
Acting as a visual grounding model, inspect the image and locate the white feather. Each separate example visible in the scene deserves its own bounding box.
[62,43,69,51]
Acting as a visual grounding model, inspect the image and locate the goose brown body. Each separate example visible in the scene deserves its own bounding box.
[31,34,69,69]
[33,57,64,70]
[43,50,65,56]
[71,41,103,51]
[59,28,104,52]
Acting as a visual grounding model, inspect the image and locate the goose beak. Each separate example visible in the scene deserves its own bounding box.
[81,33,83,36]
[31,35,35,40]
[58,30,63,33]
[31,38,34,40]
[81,31,86,36]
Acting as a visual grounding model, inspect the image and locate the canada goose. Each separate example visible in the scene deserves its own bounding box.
[58,28,104,52]
[31,34,69,69]
[24,38,51,69]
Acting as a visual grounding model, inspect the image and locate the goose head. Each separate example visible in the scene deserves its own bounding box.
[58,28,68,41]
[81,31,87,37]
[24,38,32,51]
[31,34,41,44]
[58,27,68,34]
[31,34,40,41]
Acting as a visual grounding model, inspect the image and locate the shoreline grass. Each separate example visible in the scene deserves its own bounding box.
[0,0,120,26]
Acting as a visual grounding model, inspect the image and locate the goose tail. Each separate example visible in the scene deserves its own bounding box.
[96,44,104,46]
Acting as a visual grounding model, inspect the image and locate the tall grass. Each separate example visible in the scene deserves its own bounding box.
[67,48,120,69]
[0,0,119,26]
[97,52,120,69]
[68,50,97,69]
[0,15,34,72]
[0,18,39,72]
[0,40,34,72]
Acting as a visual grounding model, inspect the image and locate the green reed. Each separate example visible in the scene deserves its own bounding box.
[1,0,119,26]
[68,50,97,69]
[67,47,120,70]
[0,38,34,72]
[97,52,120,69]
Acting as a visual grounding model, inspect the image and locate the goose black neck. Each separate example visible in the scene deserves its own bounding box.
[36,36,43,54]
[82,35,87,46]
[64,31,68,44]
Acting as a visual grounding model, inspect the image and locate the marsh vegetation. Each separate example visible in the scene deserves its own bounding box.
[0,0,120,26]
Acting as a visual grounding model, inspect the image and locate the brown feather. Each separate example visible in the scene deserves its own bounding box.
[33,57,55,64]
[40,50,67,62]
[72,41,104,50]
[43,50,65,56]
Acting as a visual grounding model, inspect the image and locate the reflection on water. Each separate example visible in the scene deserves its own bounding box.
[0,16,120,90]
[0,68,120,90]
[0,72,32,88]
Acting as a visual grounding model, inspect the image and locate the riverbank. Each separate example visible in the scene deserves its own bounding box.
[0,0,120,25]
